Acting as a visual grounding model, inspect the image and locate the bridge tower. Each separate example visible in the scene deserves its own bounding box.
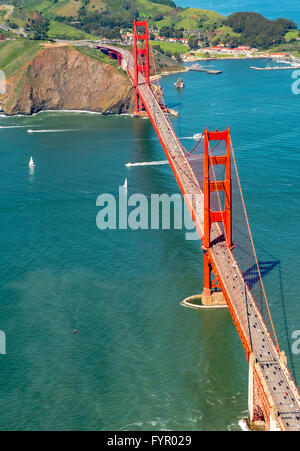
[133,19,150,115]
[201,128,233,306]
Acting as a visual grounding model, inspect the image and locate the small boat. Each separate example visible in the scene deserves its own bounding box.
[167,108,179,118]
[193,133,203,141]
[28,156,35,167]
[123,178,127,190]
[174,78,185,88]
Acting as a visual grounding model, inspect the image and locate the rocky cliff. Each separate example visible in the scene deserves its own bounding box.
[2,45,135,115]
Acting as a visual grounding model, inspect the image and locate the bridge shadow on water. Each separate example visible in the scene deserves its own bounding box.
[238,234,298,385]
[211,229,296,384]
[243,260,280,291]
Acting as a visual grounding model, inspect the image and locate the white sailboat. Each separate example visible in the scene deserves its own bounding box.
[193,133,203,140]
[28,156,35,167]
[123,178,128,190]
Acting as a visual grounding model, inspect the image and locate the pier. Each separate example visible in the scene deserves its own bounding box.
[251,65,300,70]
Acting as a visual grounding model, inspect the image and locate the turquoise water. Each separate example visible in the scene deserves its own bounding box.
[175,0,300,26]
[0,59,299,430]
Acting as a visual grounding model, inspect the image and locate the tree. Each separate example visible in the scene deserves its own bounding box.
[225,12,295,48]
[188,35,199,49]
[174,29,183,39]
[160,26,174,38]
[276,18,297,31]
[29,20,49,40]
[174,52,182,62]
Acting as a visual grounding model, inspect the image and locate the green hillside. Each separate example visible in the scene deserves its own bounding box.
[137,0,173,18]
[0,40,42,77]
[48,20,97,40]
[0,0,165,19]
[1,1,223,31]
[155,8,224,30]
[0,1,298,49]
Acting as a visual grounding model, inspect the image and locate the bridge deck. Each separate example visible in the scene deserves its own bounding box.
[99,45,300,431]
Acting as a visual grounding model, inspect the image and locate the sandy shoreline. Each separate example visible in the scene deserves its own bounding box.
[151,68,190,81]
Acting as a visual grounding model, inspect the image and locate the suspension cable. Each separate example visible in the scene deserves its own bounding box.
[208,140,253,351]
[230,140,280,352]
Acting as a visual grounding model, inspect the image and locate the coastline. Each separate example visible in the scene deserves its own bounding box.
[151,67,190,81]
[183,55,270,63]
[151,56,271,80]
[0,109,136,118]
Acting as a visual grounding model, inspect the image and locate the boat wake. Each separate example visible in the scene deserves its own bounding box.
[27,129,77,134]
[238,419,250,431]
[176,135,204,140]
[0,125,27,129]
[126,160,169,167]
[180,136,199,140]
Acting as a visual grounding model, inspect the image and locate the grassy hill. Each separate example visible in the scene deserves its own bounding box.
[151,40,188,54]
[47,20,97,40]
[137,0,173,18]
[154,8,224,31]
[0,40,42,77]
[0,0,298,50]
[1,1,224,31]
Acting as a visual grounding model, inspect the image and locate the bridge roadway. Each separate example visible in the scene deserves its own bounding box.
[99,45,300,430]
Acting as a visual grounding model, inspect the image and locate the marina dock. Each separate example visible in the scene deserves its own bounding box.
[189,64,223,74]
[251,65,300,70]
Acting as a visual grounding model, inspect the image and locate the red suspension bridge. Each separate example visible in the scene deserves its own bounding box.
[97,20,300,431]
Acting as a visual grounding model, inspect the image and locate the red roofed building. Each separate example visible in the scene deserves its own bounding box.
[237,45,251,51]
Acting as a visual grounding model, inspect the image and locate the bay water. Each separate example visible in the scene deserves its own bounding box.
[0,58,299,430]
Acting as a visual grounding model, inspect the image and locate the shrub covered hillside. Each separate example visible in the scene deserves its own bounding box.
[226,12,298,47]
[0,0,299,50]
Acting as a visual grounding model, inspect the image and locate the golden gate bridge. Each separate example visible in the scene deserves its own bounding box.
[97,20,300,431]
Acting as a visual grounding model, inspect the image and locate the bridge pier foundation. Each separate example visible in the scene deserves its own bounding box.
[247,353,284,431]
[248,353,255,423]
[134,109,148,118]
[247,353,268,430]
[270,407,281,431]
[201,252,227,307]
[200,291,226,306]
